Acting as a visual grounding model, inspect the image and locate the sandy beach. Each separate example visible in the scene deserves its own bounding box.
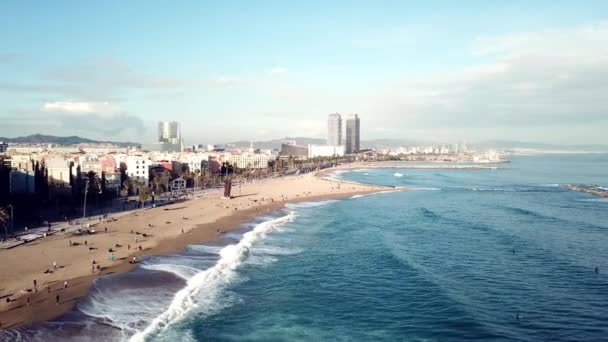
[0,170,388,329]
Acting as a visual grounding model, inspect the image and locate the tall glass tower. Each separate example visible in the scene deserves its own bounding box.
[327,113,342,147]
[345,114,360,154]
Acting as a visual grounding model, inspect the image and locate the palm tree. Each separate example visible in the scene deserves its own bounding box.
[0,207,10,239]
[135,180,151,212]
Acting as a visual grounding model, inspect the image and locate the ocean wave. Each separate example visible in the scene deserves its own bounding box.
[393,172,404,177]
[419,208,441,219]
[140,263,201,280]
[462,188,515,192]
[286,200,337,209]
[186,244,224,255]
[576,198,608,203]
[322,170,347,181]
[412,187,441,191]
[129,210,296,342]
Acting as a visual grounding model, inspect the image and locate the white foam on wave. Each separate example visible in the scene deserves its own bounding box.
[412,187,441,191]
[322,170,347,181]
[129,211,296,342]
[393,172,404,177]
[468,188,515,192]
[78,284,174,336]
[187,244,224,255]
[350,194,366,199]
[140,263,200,280]
[577,198,608,203]
[286,199,338,209]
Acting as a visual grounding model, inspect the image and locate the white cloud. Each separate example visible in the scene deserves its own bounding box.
[43,101,115,115]
[270,67,288,75]
[375,22,608,143]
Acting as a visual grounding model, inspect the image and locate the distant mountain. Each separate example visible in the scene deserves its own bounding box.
[0,134,141,148]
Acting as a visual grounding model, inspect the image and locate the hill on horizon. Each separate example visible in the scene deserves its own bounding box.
[0,134,141,148]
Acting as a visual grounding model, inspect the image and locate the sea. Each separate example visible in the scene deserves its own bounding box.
[3,154,608,341]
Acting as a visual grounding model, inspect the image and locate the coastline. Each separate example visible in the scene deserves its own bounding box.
[327,160,505,170]
[0,169,391,329]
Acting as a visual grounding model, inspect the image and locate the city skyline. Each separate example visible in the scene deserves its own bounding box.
[1,1,608,145]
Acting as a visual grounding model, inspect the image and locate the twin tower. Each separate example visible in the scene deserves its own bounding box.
[328,113,360,154]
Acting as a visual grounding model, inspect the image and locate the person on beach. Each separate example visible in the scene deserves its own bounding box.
[64,281,68,289]
[53,261,57,269]
[47,286,51,294]
[33,279,37,291]
[56,295,60,305]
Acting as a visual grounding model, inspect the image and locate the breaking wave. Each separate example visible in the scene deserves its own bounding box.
[129,210,297,341]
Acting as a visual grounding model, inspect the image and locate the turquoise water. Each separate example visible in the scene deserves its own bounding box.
[4,154,608,341]
[178,155,608,341]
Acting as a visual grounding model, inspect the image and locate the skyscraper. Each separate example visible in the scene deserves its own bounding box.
[327,113,342,147]
[158,121,183,152]
[345,114,360,154]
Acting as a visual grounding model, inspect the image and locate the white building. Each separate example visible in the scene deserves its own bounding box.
[228,153,271,169]
[126,155,151,185]
[308,145,345,158]
[180,153,211,173]
[327,113,342,147]
[46,157,71,187]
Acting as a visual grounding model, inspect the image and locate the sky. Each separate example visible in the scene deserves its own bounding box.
[1,0,607,145]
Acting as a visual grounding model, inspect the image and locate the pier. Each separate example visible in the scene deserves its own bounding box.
[560,184,608,197]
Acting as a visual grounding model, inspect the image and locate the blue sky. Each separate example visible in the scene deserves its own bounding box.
[1,1,608,145]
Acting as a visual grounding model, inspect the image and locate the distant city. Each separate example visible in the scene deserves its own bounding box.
[0,113,508,201]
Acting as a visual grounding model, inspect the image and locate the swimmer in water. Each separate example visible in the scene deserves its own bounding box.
[595,267,600,274]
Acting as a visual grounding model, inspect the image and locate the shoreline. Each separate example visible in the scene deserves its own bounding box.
[0,170,391,329]
[328,161,504,170]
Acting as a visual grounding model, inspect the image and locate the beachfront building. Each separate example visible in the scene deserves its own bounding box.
[228,153,271,169]
[170,177,187,191]
[45,157,71,188]
[345,114,360,154]
[279,143,308,159]
[126,155,151,185]
[308,145,345,158]
[327,113,342,147]
[0,141,8,153]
